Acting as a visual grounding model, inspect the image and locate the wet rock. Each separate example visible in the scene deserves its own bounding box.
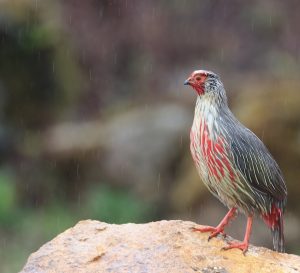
[21,220,300,273]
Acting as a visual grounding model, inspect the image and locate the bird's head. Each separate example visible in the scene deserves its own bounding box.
[184,70,223,96]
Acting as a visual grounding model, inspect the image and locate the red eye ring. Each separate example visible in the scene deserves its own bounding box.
[195,76,201,81]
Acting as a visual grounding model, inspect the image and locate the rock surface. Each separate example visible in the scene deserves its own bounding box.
[21,220,300,273]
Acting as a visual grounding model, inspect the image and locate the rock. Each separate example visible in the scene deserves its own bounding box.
[43,103,192,199]
[21,220,300,273]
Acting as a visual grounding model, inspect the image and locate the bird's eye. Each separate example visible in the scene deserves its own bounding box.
[195,76,201,81]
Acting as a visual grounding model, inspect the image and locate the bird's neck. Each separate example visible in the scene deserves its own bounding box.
[195,95,220,117]
[192,94,229,140]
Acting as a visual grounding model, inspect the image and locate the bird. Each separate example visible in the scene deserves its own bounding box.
[184,69,287,253]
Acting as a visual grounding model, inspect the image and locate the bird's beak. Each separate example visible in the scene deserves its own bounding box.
[184,78,191,85]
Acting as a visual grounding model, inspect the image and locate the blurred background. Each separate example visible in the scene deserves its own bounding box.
[0,0,299,271]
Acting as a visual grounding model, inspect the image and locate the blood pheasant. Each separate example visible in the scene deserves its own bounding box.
[184,70,287,253]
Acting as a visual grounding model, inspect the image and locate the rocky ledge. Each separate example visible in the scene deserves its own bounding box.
[21,220,300,273]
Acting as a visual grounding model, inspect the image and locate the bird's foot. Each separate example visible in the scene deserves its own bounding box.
[192,226,226,240]
[222,241,249,255]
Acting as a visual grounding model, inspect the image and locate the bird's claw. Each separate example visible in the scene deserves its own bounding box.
[192,225,226,241]
[221,241,249,255]
[208,230,225,241]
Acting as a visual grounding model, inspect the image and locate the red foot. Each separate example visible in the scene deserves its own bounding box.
[191,208,237,241]
[222,241,249,255]
[221,216,253,255]
[192,226,226,240]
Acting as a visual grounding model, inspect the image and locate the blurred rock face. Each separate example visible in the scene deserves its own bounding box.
[102,104,191,197]
[45,103,192,201]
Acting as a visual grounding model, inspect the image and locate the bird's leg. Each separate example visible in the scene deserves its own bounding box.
[222,215,253,254]
[193,207,237,240]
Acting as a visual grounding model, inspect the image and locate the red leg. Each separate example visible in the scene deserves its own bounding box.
[222,215,253,254]
[193,207,237,240]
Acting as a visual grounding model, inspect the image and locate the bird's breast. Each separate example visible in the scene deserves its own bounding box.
[190,117,237,184]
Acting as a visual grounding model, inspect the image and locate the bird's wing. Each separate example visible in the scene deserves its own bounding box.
[229,127,287,202]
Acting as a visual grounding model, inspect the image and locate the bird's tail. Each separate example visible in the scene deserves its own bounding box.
[262,203,285,252]
[271,212,284,252]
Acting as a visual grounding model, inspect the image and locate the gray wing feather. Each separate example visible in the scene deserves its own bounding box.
[229,127,287,202]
